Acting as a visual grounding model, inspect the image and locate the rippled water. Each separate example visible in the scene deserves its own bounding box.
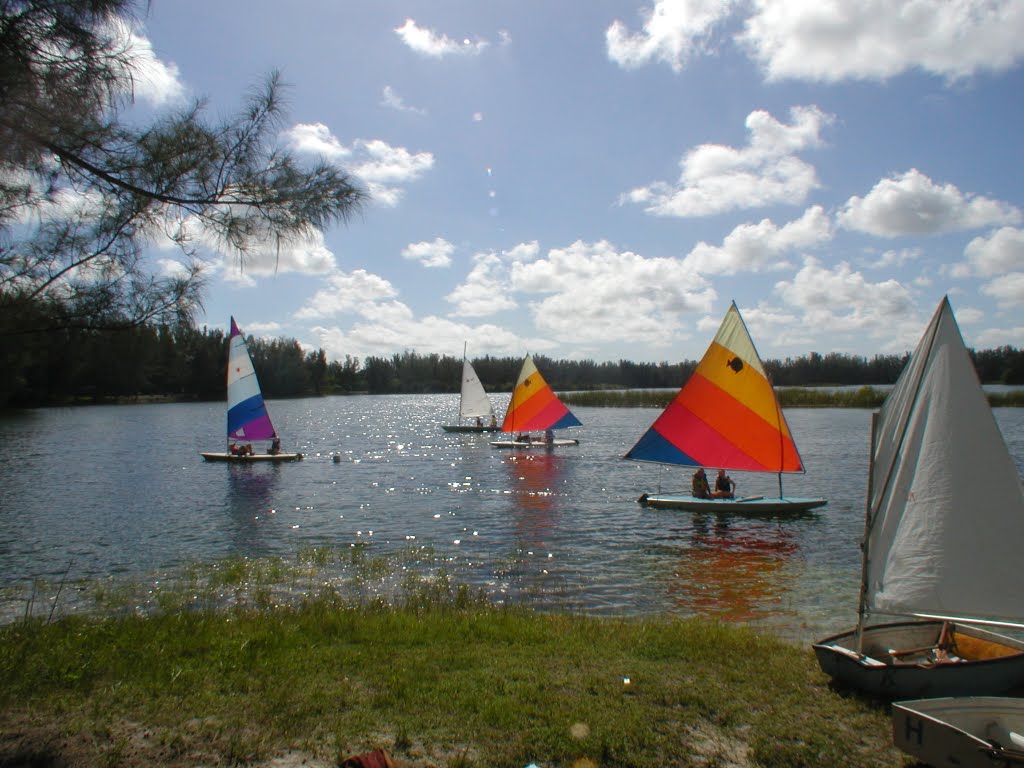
[1,396,1021,643]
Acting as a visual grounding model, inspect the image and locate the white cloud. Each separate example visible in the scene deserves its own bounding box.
[381,85,426,115]
[287,124,434,207]
[117,24,186,106]
[606,0,737,72]
[740,0,1024,83]
[961,227,1024,277]
[509,240,715,346]
[981,272,1024,309]
[973,321,1024,349]
[295,269,398,319]
[838,169,1021,237]
[623,106,831,217]
[402,237,455,268]
[863,247,923,270]
[209,228,337,280]
[446,252,519,317]
[287,122,353,160]
[504,241,541,262]
[310,318,544,364]
[244,321,282,336]
[681,205,832,274]
[773,257,922,351]
[605,1,1024,84]
[394,19,489,58]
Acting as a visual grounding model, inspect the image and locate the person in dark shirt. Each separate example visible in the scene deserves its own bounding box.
[692,468,713,499]
[714,468,736,498]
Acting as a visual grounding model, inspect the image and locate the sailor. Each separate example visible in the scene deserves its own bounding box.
[714,468,736,498]
[692,468,713,499]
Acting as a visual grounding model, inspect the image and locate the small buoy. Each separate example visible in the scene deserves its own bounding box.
[333,454,341,463]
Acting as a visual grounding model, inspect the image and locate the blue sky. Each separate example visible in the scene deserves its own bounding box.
[131,0,1024,365]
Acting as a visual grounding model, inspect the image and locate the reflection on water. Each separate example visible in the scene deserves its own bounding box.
[223,464,284,554]
[660,512,798,624]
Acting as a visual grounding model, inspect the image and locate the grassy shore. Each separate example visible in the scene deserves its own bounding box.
[0,557,905,768]
[562,385,1024,409]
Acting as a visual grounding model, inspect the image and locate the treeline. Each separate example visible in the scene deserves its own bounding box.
[3,323,1024,407]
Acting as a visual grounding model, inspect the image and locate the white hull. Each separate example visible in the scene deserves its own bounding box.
[490,438,579,448]
[637,493,826,514]
[893,697,1024,768]
[813,620,1024,699]
[200,452,303,463]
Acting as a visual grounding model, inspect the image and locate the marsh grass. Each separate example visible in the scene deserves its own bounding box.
[0,564,904,768]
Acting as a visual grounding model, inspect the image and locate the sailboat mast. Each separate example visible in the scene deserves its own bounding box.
[459,341,467,422]
[855,411,880,654]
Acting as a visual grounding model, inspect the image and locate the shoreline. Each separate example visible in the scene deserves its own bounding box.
[0,582,904,768]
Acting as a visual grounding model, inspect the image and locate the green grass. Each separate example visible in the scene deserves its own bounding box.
[0,567,906,768]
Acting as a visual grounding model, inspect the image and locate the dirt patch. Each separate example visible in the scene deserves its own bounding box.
[0,717,477,768]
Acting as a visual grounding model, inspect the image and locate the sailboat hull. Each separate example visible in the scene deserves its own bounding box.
[441,425,500,433]
[637,493,826,514]
[813,620,1024,699]
[490,438,579,448]
[201,452,303,463]
[892,697,1024,768]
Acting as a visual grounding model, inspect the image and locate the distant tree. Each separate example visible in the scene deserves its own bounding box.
[0,0,365,344]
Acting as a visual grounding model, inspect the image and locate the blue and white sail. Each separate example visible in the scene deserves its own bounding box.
[226,317,277,442]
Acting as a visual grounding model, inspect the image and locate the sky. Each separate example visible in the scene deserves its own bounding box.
[130,0,1024,365]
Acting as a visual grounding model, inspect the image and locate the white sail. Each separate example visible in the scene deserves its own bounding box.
[865,297,1024,625]
[458,359,494,421]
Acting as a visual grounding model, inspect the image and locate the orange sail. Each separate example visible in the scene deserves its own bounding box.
[625,302,803,472]
[500,355,581,433]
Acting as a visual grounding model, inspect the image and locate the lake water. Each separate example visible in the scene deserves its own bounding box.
[2,396,1022,644]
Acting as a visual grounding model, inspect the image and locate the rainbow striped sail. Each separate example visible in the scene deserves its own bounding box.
[226,317,277,442]
[500,355,581,433]
[625,302,804,473]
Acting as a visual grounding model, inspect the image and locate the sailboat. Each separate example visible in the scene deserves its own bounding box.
[624,302,826,513]
[200,317,302,463]
[490,355,581,448]
[442,345,499,432]
[812,297,1024,699]
[892,697,1024,768]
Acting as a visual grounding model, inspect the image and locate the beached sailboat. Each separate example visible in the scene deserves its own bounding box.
[892,697,1024,768]
[200,317,302,463]
[490,355,581,448]
[812,297,1024,699]
[442,345,498,432]
[624,302,826,513]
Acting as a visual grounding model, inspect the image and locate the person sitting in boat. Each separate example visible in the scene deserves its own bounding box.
[475,417,483,428]
[490,415,497,428]
[544,429,554,444]
[269,437,281,455]
[692,468,713,499]
[229,443,244,456]
[714,468,736,499]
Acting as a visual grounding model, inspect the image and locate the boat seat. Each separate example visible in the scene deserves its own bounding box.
[826,644,887,667]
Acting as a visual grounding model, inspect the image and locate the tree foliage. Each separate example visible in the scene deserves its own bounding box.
[4,323,1021,408]
[0,0,364,342]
